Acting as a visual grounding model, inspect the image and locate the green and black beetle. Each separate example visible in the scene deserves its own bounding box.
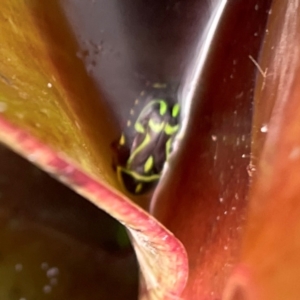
[114,96,180,195]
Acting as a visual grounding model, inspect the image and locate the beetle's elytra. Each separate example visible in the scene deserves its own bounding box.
[114,98,180,195]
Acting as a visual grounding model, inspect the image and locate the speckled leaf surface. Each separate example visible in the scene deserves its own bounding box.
[2,1,299,300]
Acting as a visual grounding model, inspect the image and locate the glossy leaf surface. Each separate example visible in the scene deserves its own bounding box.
[2,1,300,300]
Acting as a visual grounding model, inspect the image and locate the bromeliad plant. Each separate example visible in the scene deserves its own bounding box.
[1,0,300,299]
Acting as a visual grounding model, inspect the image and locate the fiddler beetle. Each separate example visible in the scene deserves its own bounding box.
[114,99,180,194]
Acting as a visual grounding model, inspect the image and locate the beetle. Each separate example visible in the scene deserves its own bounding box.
[115,99,180,194]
